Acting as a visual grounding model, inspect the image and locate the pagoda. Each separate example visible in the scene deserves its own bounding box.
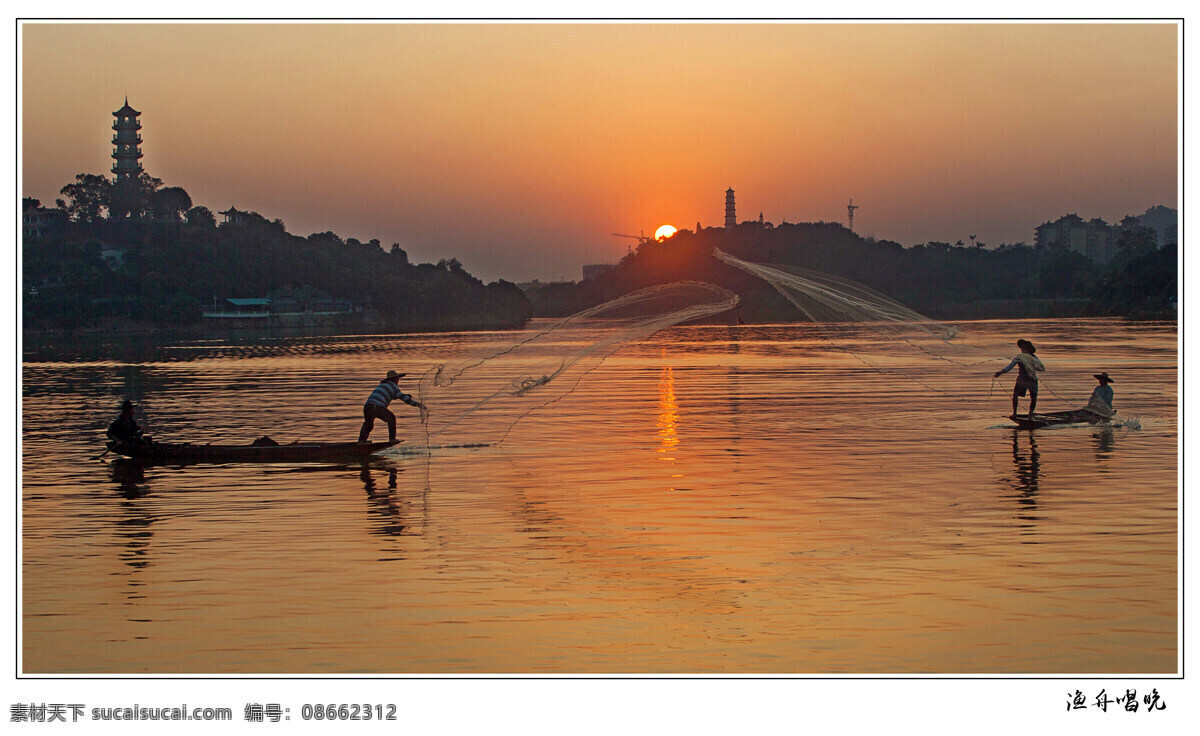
[111,97,143,181]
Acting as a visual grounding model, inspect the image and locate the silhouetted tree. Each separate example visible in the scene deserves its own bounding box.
[154,186,193,221]
[1111,228,1159,271]
[56,174,111,223]
[307,231,343,246]
[185,205,216,229]
[109,172,163,219]
[1094,243,1176,315]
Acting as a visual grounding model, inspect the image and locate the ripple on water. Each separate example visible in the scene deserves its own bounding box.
[21,319,1178,673]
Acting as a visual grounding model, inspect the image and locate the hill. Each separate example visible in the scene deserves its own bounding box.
[525,222,1175,322]
[23,187,532,333]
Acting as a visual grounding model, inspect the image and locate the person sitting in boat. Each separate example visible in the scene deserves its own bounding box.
[106,400,150,446]
[358,370,425,444]
[1082,372,1116,419]
[994,339,1045,418]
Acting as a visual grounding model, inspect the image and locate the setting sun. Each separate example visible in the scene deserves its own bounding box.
[655,225,678,240]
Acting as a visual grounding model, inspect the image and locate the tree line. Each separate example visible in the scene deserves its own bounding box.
[525,221,1176,321]
[23,174,532,331]
[27,171,1174,332]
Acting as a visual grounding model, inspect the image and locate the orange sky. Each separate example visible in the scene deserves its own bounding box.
[20,22,1178,282]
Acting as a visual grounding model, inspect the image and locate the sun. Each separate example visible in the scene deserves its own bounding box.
[655,224,678,240]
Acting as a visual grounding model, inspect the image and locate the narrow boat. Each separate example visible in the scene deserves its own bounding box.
[1008,410,1109,430]
[107,439,401,464]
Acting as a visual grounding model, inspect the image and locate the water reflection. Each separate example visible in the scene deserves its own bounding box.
[109,458,149,499]
[1003,424,1119,503]
[112,489,159,614]
[360,463,415,537]
[357,458,429,540]
[100,458,157,612]
[1093,427,1116,460]
[725,326,744,466]
[657,364,678,456]
[21,319,1177,673]
[657,363,682,496]
[115,513,155,575]
[1009,432,1041,502]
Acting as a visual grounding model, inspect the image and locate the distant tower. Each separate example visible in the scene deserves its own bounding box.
[725,188,736,229]
[111,97,143,181]
[847,198,859,232]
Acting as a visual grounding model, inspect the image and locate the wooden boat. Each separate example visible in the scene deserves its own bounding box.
[1008,410,1110,430]
[107,439,401,464]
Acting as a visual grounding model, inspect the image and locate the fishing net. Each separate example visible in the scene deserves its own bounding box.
[412,281,739,448]
[712,248,1119,417]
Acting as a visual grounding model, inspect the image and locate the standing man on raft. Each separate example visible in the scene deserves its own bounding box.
[994,339,1045,419]
[358,370,425,444]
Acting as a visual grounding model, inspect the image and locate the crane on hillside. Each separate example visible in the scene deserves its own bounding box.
[612,231,650,254]
[612,231,650,244]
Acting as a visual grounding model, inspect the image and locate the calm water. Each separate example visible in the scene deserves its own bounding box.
[21,318,1177,674]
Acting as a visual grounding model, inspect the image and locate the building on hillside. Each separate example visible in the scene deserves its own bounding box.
[1034,214,1116,264]
[1034,205,1177,265]
[203,298,272,318]
[22,199,65,241]
[219,207,249,224]
[1137,205,1178,247]
[1033,214,1084,250]
[725,188,736,229]
[111,97,144,182]
[1077,218,1118,264]
[201,296,361,319]
[1119,215,1145,232]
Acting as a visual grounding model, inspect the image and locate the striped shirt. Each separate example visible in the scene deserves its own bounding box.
[365,380,419,408]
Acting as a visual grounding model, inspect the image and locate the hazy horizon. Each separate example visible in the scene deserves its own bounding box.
[21,21,1178,283]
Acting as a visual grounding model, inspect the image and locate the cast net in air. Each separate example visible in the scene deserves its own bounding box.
[711,247,1121,417]
[412,280,739,449]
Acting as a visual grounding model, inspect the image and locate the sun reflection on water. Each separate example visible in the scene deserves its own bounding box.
[656,364,678,458]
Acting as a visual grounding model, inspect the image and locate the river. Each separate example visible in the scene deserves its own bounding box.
[20,317,1177,674]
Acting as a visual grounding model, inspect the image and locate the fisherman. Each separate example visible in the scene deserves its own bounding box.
[106,400,150,446]
[994,339,1045,418]
[358,370,424,444]
[1082,372,1116,419]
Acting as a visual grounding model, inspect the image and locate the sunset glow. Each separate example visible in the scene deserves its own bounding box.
[19,22,1178,282]
[15,17,1184,704]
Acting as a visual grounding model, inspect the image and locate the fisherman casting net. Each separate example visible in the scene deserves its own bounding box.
[711,247,1125,419]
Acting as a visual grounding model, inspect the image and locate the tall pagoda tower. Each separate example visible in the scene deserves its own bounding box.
[724,188,736,229]
[111,97,143,181]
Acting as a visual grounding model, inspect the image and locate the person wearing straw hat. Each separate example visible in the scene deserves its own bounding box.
[1083,372,1116,419]
[357,370,424,444]
[994,339,1045,418]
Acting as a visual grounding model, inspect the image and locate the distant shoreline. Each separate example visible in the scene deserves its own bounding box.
[21,302,1177,343]
[21,307,531,340]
